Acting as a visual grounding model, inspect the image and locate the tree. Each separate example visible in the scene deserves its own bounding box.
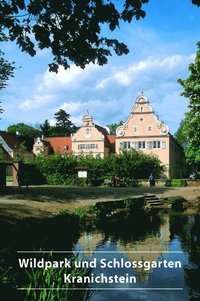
[7,122,41,137]
[192,0,200,6]
[1,1,200,73]
[0,146,7,162]
[54,109,77,136]
[178,41,200,165]
[7,123,41,151]
[0,46,15,117]
[14,142,26,162]
[40,119,51,137]
[106,121,123,135]
[0,52,14,91]
[174,118,188,146]
[0,0,151,72]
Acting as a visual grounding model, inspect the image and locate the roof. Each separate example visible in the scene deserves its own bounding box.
[95,124,109,136]
[0,131,34,160]
[107,135,116,152]
[107,135,116,144]
[0,131,21,150]
[43,137,72,154]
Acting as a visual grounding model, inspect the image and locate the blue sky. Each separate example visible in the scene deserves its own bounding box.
[1,0,200,134]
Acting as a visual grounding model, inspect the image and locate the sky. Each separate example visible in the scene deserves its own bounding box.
[1,0,200,134]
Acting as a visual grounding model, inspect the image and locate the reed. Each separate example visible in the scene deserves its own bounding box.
[24,253,92,301]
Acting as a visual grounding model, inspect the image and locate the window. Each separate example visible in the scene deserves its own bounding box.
[64,145,68,152]
[161,141,166,149]
[153,141,160,148]
[140,118,144,122]
[133,126,137,132]
[120,141,146,150]
[78,144,98,150]
[119,141,131,150]
[147,141,161,149]
[138,141,145,149]
[147,126,152,132]
[78,144,85,150]
[141,107,144,112]
[132,142,138,149]
[146,141,153,149]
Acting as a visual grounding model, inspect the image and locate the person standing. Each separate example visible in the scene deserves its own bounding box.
[149,173,156,187]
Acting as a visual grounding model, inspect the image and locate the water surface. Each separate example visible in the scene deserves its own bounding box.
[75,209,200,301]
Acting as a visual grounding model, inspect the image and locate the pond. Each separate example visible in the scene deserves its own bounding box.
[74,208,200,301]
[0,207,200,301]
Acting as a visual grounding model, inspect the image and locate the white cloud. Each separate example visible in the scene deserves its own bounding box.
[37,63,101,93]
[3,48,195,134]
[19,94,55,111]
[1,1,199,135]
[96,54,194,90]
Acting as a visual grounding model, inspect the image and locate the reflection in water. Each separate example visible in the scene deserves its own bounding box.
[1,208,200,301]
[170,212,200,301]
[75,209,200,301]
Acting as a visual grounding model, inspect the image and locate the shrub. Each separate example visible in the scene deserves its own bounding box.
[171,179,187,187]
[32,149,165,186]
[35,154,77,185]
[168,196,187,211]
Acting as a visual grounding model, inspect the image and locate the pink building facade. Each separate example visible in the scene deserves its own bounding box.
[32,94,186,178]
[115,93,186,178]
[71,111,115,158]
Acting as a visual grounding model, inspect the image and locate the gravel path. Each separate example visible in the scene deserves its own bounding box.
[0,185,199,220]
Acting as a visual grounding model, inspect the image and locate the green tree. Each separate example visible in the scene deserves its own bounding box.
[40,119,51,137]
[106,121,123,135]
[7,123,41,151]
[178,41,200,164]
[1,1,200,73]
[0,146,7,162]
[53,109,77,136]
[112,149,164,179]
[0,52,14,91]
[0,47,15,117]
[0,0,150,72]
[174,118,188,146]
[14,142,26,161]
[7,122,41,138]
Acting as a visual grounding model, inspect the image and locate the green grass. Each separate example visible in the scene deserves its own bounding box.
[6,176,13,182]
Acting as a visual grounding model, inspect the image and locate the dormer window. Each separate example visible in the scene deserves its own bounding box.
[64,145,68,152]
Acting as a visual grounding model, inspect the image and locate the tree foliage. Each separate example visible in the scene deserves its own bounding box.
[111,149,164,179]
[0,52,14,91]
[35,153,77,185]
[53,109,77,136]
[40,119,51,137]
[7,122,41,151]
[0,146,7,162]
[7,122,41,137]
[192,0,200,6]
[178,41,200,164]
[106,121,123,135]
[0,46,15,116]
[174,118,188,146]
[0,0,151,72]
[35,149,164,185]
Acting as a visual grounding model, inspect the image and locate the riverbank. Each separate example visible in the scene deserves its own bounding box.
[0,185,199,221]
